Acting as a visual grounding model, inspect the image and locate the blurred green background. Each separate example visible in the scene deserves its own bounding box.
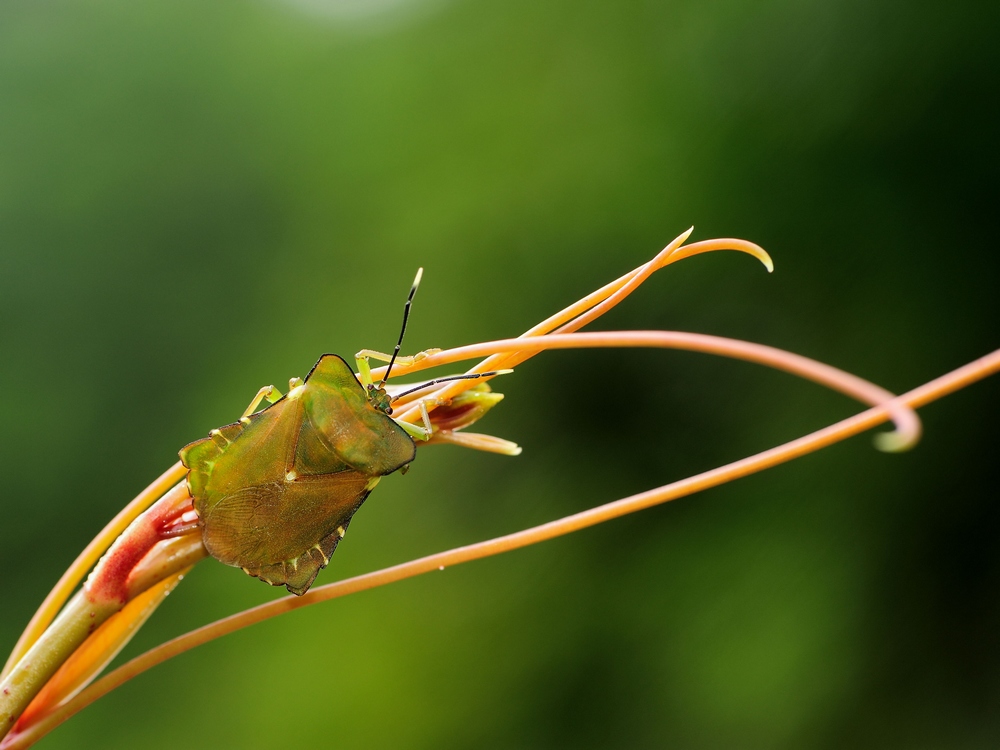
[1,0,998,747]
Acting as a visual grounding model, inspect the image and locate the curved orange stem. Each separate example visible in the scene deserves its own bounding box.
[376,233,772,409]
[389,331,922,451]
[7,346,996,750]
[1,463,187,681]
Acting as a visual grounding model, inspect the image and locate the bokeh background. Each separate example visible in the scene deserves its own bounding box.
[1,0,998,747]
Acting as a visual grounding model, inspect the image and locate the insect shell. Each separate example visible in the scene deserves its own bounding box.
[179,354,415,596]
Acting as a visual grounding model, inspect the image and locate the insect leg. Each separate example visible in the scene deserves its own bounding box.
[419,399,433,434]
[357,348,442,366]
[393,398,434,441]
[240,385,284,421]
[355,348,443,388]
[356,355,375,389]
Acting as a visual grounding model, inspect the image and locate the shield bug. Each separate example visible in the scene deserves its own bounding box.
[179,270,508,595]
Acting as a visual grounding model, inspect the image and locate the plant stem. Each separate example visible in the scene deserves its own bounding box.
[16,569,192,731]
[0,593,118,735]
[379,234,772,415]
[388,331,922,449]
[8,345,996,750]
[1,463,187,680]
[0,484,192,740]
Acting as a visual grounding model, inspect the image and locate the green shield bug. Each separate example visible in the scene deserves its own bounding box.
[179,270,508,595]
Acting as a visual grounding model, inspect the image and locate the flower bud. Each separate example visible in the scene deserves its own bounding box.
[427,383,504,433]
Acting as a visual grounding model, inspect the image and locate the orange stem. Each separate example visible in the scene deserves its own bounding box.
[389,331,921,450]
[1,463,187,681]
[0,484,193,738]
[13,570,190,731]
[375,233,772,413]
[8,345,996,750]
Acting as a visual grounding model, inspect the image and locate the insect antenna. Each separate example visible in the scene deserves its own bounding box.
[390,370,514,402]
[379,267,423,389]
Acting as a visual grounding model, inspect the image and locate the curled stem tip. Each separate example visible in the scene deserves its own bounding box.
[873,422,923,453]
[669,237,773,273]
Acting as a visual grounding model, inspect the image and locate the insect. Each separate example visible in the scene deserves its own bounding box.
[179,270,507,595]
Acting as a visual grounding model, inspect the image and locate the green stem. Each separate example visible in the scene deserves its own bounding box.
[0,593,118,734]
[0,485,193,740]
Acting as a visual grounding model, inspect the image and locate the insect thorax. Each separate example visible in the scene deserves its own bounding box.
[366,384,393,415]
